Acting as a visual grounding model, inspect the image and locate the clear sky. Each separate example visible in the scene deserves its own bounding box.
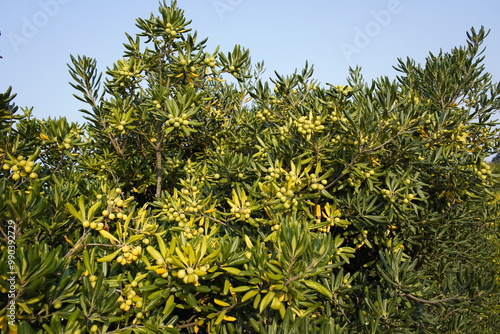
[1,0,500,123]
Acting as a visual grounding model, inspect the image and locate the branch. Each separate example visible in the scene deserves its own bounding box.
[401,292,459,305]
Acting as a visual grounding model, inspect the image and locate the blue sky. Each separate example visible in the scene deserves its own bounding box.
[1,0,500,123]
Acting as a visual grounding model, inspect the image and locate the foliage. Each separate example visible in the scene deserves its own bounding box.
[1,1,500,333]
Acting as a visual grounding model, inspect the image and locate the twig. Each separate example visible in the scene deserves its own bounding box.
[401,292,458,305]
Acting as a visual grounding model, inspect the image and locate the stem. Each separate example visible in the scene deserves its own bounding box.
[155,145,163,198]
[401,292,459,305]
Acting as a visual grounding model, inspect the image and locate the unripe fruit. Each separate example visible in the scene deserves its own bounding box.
[90,325,99,332]
[89,275,98,282]
[53,300,62,309]
[177,269,187,279]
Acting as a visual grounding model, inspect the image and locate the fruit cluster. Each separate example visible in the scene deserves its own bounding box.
[256,109,275,122]
[2,155,38,181]
[334,85,353,96]
[203,55,217,68]
[278,125,289,141]
[295,115,325,136]
[166,113,190,129]
[116,244,143,265]
[230,202,252,220]
[275,186,298,210]
[308,174,327,191]
[102,189,131,222]
[174,264,210,285]
[117,288,142,312]
[264,166,285,181]
[474,161,492,180]
[165,23,178,38]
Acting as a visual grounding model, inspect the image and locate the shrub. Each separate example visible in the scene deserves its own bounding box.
[1,1,499,333]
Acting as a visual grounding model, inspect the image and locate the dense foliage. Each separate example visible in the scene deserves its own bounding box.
[1,2,500,333]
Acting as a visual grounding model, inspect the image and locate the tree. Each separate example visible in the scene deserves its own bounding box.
[1,1,499,333]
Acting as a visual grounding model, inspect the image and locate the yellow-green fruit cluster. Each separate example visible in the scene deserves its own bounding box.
[167,113,189,128]
[203,55,216,68]
[83,219,105,231]
[296,116,325,135]
[116,245,142,265]
[165,157,181,169]
[179,222,204,239]
[278,126,289,141]
[3,156,38,180]
[160,203,188,223]
[346,173,362,188]
[118,289,142,312]
[256,109,274,122]
[165,23,178,38]
[309,174,327,191]
[330,134,342,144]
[230,201,252,220]
[334,85,353,96]
[275,187,297,210]
[175,264,209,285]
[474,161,492,180]
[103,191,130,222]
[265,166,284,181]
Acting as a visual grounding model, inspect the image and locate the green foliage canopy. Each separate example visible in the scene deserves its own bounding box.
[1,2,499,333]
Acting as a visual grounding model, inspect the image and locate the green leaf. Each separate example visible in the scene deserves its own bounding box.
[302,279,332,299]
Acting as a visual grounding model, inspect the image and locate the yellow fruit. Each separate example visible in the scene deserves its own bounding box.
[177,269,187,279]
[82,220,90,228]
[89,222,97,229]
[122,245,130,253]
[2,163,10,170]
[11,165,19,172]
[102,210,109,217]
[90,324,99,332]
